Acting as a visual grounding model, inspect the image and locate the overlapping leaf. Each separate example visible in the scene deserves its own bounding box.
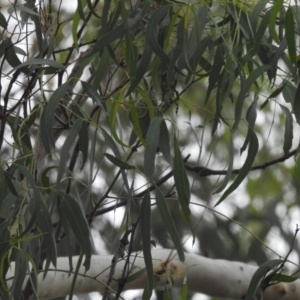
[141,191,153,300]
[60,194,91,270]
[155,188,184,262]
[173,135,191,223]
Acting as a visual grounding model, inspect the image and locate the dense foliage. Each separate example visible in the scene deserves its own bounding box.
[1,0,300,299]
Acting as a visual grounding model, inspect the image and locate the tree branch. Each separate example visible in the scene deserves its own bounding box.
[6,249,300,300]
[185,149,296,176]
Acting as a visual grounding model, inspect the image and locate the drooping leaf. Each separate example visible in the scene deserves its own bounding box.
[285,7,296,65]
[274,274,299,283]
[128,97,147,146]
[0,12,7,29]
[82,81,107,112]
[0,221,10,258]
[141,190,153,300]
[36,201,57,278]
[56,119,84,187]
[12,251,29,300]
[78,120,89,170]
[205,44,223,103]
[293,82,300,125]
[146,5,172,67]
[89,4,147,57]
[158,120,172,163]
[173,135,191,223]
[40,82,69,155]
[214,135,234,194]
[233,65,270,131]
[6,58,66,76]
[245,259,283,300]
[280,104,293,155]
[77,0,87,23]
[100,127,131,193]
[126,41,153,97]
[282,80,296,105]
[144,117,163,178]
[60,194,92,270]
[93,47,110,89]
[240,97,258,155]
[249,0,269,31]
[109,89,131,148]
[87,0,101,19]
[104,153,135,170]
[1,38,30,74]
[216,130,259,206]
[16,165,42,236]
[269,0,284,44]
[155,188,184,262]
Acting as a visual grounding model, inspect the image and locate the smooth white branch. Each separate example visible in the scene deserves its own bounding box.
[6,249,300,299]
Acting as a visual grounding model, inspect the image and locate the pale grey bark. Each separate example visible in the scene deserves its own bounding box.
[6,249,300,299]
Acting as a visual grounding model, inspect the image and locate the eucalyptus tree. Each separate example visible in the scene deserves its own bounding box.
[1,0,300,299]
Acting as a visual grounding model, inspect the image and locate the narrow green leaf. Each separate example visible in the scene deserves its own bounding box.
[36,201,57,278]
[269,0,284,44]
[146,5,171,66]
[129,97,147,146]
[0,192,18,219]
[0,221,10,258]
[155,188,184,262]
[205,44,223,103]
[280,104,293,155]
[282,80,296,105]
[87,0,101,19]
[77,0,87,23]
[40,82,69,154]
[267,81,287,101]
[6,58,66,76]
[216,130,259,206]
[12,251,29,300]
[126,41,153,97]
[100,127,130,193]
[41,166,57,192]
[7,4,39,17]
[285,7,296,65]
[2,38,30,74]
[249,0,269,31]
[93,47,110,88]
[60,194,92,270]
[141,191,153,300]
[104,153,135,169]
[3,171,18,196]
[245,259,283,300]
[144,117,163,178]
[89,5,147,57]
[158,120,172,163]
[214,135,234,193]
[240,97,258,155]
[0,12,7,29]
[109,91,131,148]
[17,165,41,236]
[233,66,270,131]
[56,119,83,187]
[293,82,300,125]
[274,274,299,283]
[253,11,271,55]
[173,136,191,223]
[72,0,87,51]
[78,120,89,170]
[82,81,107,112]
